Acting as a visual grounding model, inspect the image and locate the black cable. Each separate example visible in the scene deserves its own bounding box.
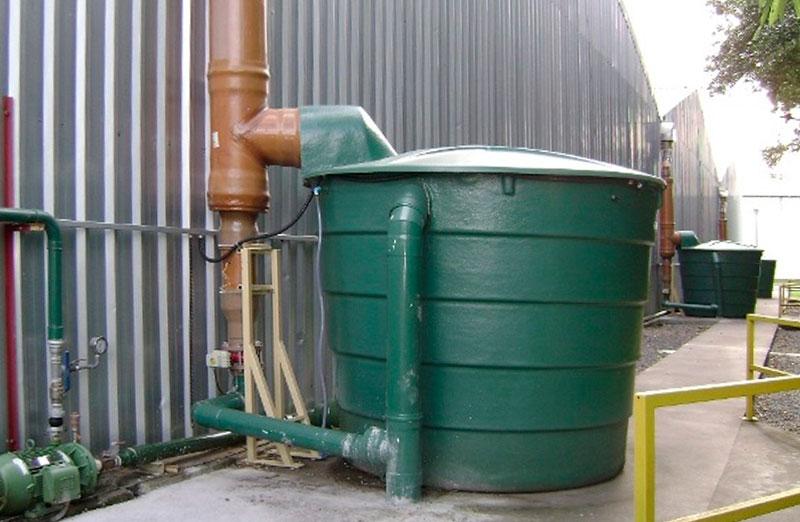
[197,189,315,264]
[212,368,225,395]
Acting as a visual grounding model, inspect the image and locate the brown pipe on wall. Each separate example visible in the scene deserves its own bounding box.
[235,107,301,168]
[207,0,301,365]
[658,122,677,300]
[208,0,268,364]
[718,191,728,240]
[208,0,270,214]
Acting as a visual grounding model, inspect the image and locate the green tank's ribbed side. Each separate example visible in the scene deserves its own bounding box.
[758,259,777,298]
[678,242,763,318]
[318,168,661,492]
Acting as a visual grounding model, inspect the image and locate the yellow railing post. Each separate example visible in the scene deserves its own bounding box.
[635,374,800,521]
[745,314,756,421]
[634,394,656,522]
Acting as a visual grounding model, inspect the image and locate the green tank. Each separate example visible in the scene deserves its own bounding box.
[678,240,763,318]
[758,259,777,298]
[310,147,663,492]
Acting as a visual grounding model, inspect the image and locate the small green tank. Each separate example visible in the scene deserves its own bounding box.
[310,146,664,492]
[678,240,763,318]
[758,259,777,298]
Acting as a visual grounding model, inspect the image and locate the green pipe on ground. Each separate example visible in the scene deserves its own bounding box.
[384,187,427,502]
[663,301,719,315]
[0,207,65,442]
[116,432,244,468]
[191,393,388,470]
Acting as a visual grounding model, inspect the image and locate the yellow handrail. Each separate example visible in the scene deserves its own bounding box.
[745,314,800,420]
[634,313,800,522]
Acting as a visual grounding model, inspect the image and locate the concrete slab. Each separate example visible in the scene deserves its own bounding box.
[72,299,800,521]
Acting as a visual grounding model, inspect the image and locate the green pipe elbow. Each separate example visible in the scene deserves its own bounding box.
[0,208,63,339]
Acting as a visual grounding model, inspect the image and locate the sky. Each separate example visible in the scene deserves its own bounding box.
[621,0,800,192]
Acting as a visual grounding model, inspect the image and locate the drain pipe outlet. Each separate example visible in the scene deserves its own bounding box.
[384,186,427,502]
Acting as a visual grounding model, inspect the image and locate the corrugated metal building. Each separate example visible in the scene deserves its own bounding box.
[1,0,676,454]
[665,92,720,244]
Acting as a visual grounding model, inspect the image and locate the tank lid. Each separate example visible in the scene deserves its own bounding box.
[689,240,763,252]
[305,146,665,187]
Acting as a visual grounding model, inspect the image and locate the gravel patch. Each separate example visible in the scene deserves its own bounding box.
[756,324,800,433]
[638,316,716,373]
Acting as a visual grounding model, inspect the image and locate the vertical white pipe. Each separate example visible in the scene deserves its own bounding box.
[42,0,56,434]
[42,1,55,216]
[204,3,217,399]
[180,0,193,437]
[74,0,90,447]
[8,0,24,445]
[156,0,172,441]
[103,0,120,447]
[130,0,146,446]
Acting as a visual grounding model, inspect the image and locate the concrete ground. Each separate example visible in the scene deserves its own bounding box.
[73,299,800,521]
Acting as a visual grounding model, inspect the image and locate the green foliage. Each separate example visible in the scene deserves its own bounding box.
[760,0,800,25]
[707,0,800,166]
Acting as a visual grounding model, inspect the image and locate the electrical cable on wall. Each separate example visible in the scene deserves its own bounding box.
[313,186,329,429]
[196,188,315,264]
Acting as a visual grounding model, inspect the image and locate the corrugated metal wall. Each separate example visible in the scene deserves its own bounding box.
[665,92,720,243]
[0,0,8,452]
[1,0,667,454]
[0,0,226,453]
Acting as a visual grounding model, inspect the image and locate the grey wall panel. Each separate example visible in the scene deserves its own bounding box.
[665,92,720,301]
[0,0,8,454]
[265,0,662,332]
[0,0,711,454]
[19,0,49,447]
[666,92,720,243]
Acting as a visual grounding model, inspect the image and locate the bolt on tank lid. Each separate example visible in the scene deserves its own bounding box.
[308,146,665,188]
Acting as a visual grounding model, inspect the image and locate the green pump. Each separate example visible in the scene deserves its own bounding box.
[0,441,99,518]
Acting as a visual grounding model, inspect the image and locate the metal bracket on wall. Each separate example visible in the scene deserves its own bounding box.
[240,244,319,468]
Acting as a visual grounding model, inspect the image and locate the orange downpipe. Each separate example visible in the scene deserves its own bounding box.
[207,0,300,364]
[658,123,679,300]
[718,191,728,241]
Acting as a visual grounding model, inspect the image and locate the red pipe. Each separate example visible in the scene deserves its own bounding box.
[3,96,19,451]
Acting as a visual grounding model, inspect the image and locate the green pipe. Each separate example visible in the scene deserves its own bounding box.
[0,208,65,442]
[307,400,339,428]
[0,208,62,339]
[384,186,427,502]
[191,186,427,502]
[116,432,244,468]
[663,301,719,315]
[191,393,388,470]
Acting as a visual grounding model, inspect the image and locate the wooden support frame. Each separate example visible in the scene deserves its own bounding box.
[240,243,319,468]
